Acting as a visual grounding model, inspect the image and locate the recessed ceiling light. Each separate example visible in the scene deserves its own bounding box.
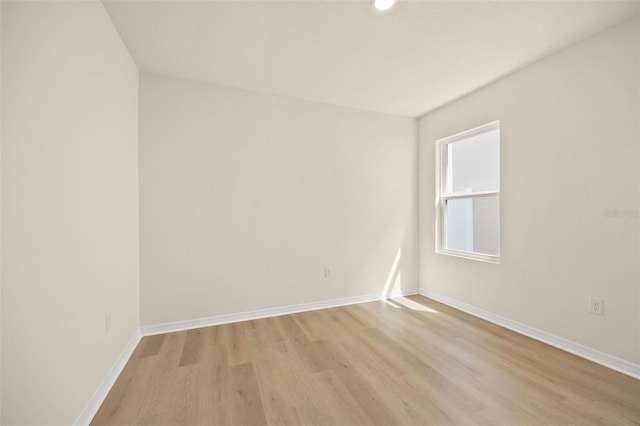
[374,0,396,11]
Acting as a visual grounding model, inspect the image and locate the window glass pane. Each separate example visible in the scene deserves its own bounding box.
[445,196,499,256]
[446,128,499,194]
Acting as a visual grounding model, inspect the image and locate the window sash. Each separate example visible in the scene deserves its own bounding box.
[438,194,500,263]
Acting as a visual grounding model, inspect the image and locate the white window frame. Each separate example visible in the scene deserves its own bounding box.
[435,120,500,264]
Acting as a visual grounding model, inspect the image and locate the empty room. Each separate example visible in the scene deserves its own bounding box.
[1,0,639,424]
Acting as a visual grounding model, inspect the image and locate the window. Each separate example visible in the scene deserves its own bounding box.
[436,121,500,263]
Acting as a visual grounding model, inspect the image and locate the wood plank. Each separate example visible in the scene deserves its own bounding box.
[291,339,333,374]
[178,328,205,367]
[166,364,199,425]
[316,339,403,425]
[134,334,166,358]
[244,326,304,425]
[90,357,156,426]
[227,321,252,367]
[276,314,310,345]
[195,327,229,425]
[229,362,268,426]
[309,369,376,426]
[136,331,187,420]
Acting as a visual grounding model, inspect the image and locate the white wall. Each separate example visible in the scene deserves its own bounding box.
[140,73,417,326]
[419,17,640,364]
[1,2,139,424]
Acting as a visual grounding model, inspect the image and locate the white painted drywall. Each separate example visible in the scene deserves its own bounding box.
[419,17,640,364]
[1,2,139,424]
[139,73,417,326]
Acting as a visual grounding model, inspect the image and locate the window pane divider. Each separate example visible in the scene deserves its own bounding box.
[441,190,499,201]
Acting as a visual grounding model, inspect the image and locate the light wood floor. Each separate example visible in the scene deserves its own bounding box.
[92,295,640,425]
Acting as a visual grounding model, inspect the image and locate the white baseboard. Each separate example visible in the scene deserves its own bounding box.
[142,287,419,336]
[74,329,142,426]
[419,289,640,380]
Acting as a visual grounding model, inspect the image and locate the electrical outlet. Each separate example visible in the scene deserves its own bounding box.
[324,267,333,279]
[106,312,112,332]
[589,297,603,316]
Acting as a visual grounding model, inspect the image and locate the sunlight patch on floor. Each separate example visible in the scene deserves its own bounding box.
[382,300,401,308]
[391,297,439,313]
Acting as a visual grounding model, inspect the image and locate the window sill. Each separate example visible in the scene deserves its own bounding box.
[436,248,500,264]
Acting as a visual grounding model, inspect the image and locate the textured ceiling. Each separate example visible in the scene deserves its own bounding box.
[103,0,639,117]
